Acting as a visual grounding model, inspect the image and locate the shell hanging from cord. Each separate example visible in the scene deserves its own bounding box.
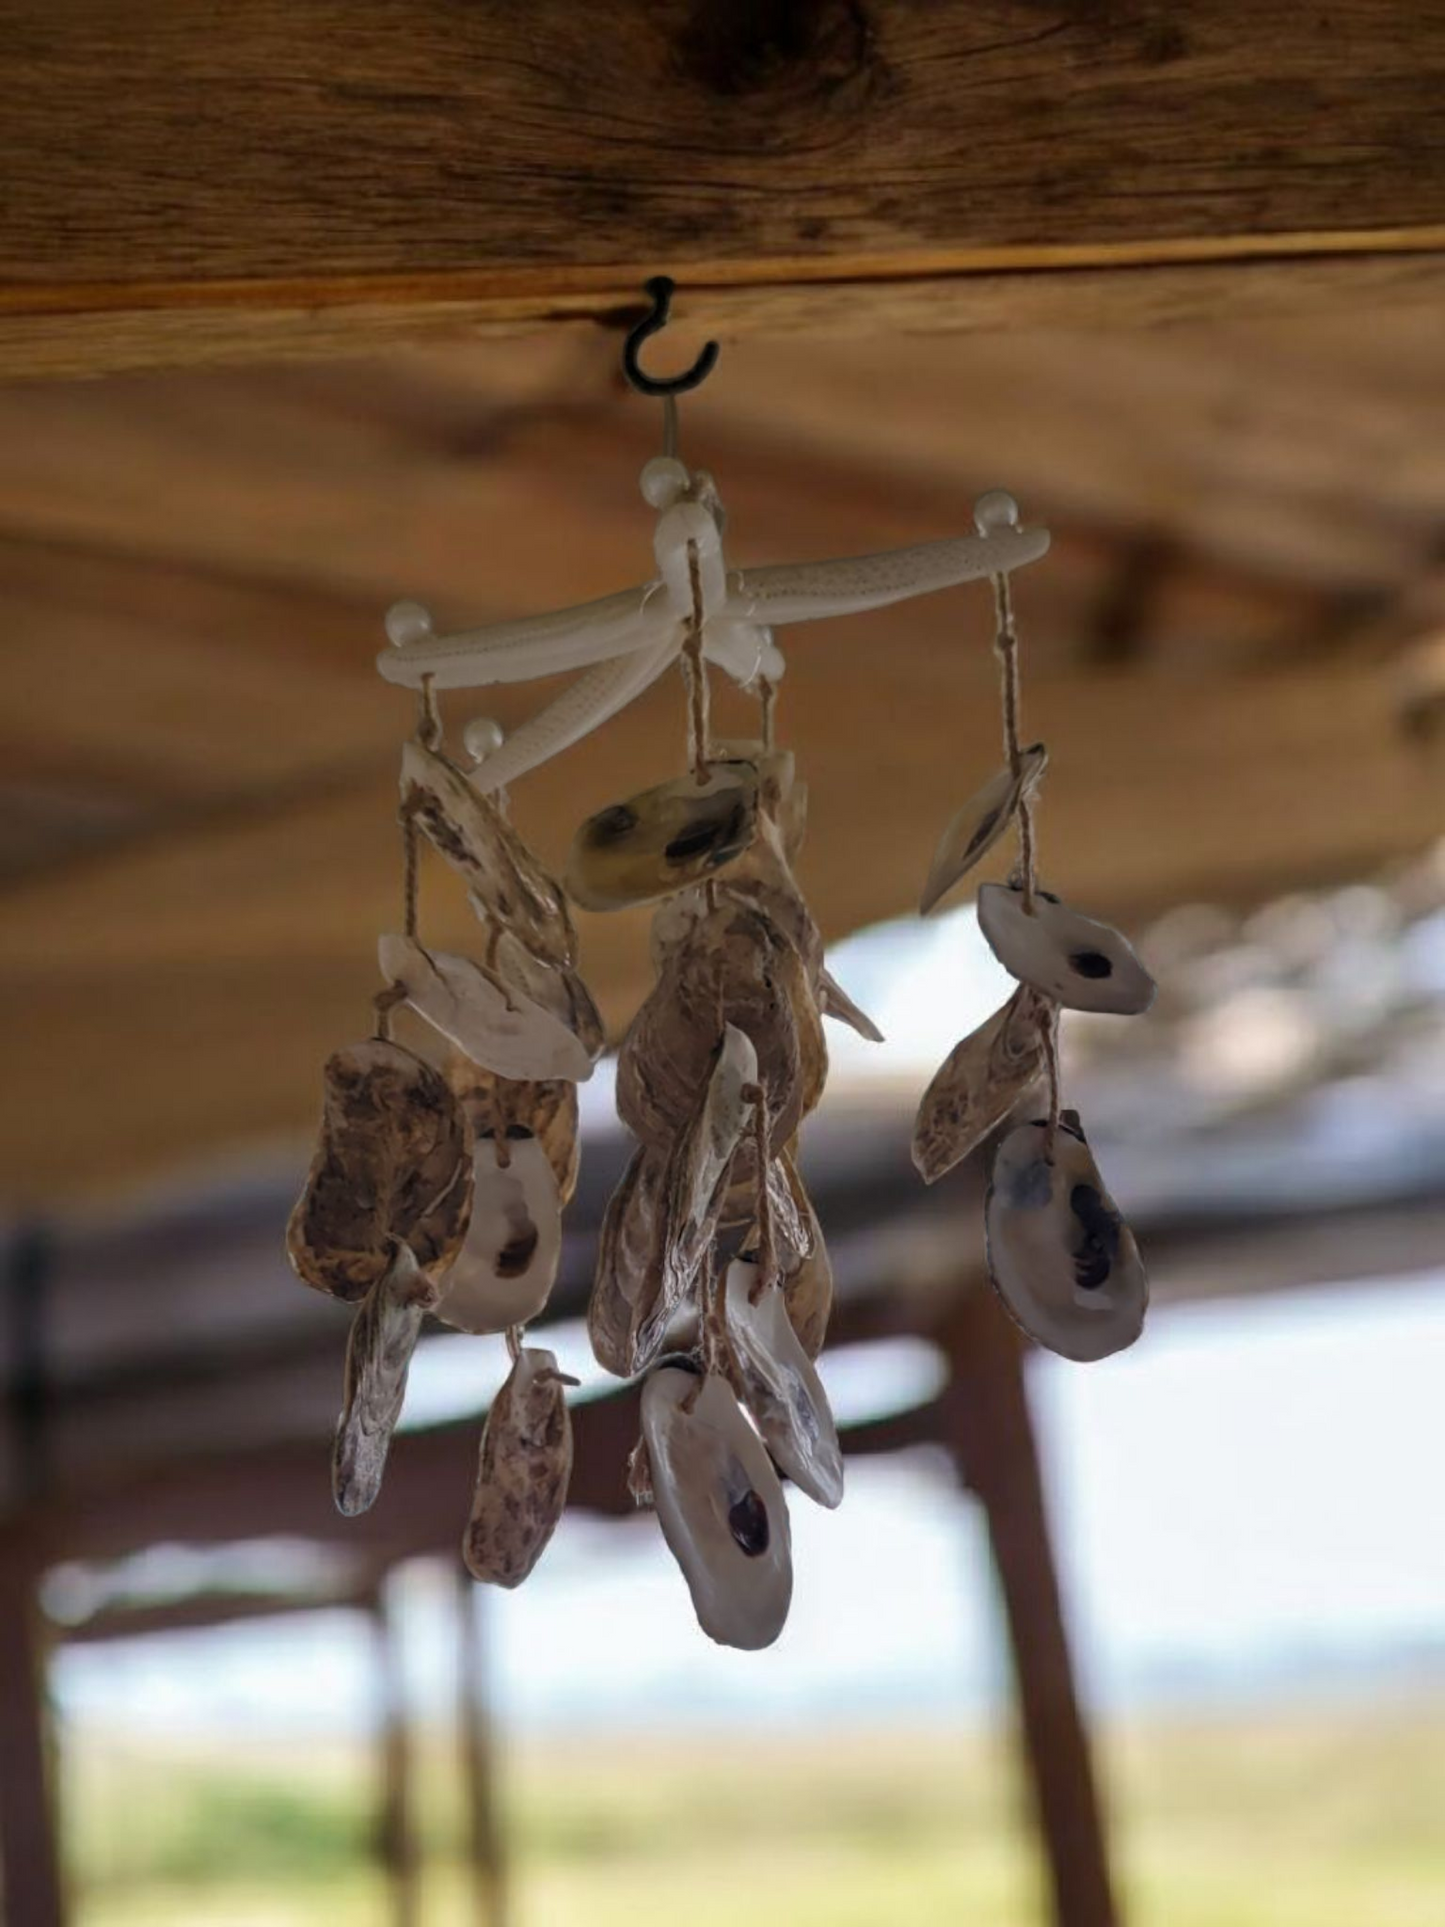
[911,490,1152,1362]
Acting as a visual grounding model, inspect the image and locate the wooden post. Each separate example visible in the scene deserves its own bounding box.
[943,1287,1119,1927]
[0,1531,66,1927]
[456,1567,507,1927]
[369,1578,418,1927]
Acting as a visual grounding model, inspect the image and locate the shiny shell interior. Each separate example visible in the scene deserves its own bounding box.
[379,933,596,1083]
[977,883,1157,1016]
[642,1365,793,1650]
[984,1113,1148,1362]
[434,1137,561,1335]
[565,762,761,913]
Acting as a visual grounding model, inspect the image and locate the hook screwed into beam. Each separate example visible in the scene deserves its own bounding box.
[622,276,720,398]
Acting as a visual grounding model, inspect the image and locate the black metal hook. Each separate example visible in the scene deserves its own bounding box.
[622,275,720,398]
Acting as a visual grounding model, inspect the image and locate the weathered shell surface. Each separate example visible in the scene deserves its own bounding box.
[776,1157,831,1358]
[379,933,596,1083]
[588,1147,669,1377]
[724,1260,844,1509]
[433,1137,561,1335]
[920,743,1048,914]
[642,1366,793,1650]
[618,901,803,1154]
[287,1039,472,1302]
[463,1347,573,1587]
[400,739,576,965]
[978,883,1157,1016]
[985,1112,1148,1362]
[332,1242,430,1516]
[452,1065,580,1206]
[565,763,760,912]
[912,984,1052,1185]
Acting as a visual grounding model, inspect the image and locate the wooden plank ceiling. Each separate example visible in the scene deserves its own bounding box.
[2,309,1443,1203]
[1,3,1443,374]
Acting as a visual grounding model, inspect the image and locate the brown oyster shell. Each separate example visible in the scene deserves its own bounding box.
[565,763,760,912]
[463,1347,574,1587]
[912,985,1053,1186]
[332,1241,431,1517]
[287,1039,473,1302]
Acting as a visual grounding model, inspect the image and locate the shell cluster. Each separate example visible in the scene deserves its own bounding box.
[913,500,1153,1362]
[582,744,873,1649]
[288,728,597,1584]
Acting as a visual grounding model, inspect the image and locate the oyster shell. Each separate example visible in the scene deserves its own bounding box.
[777,1159,832,1358]
[724,1260,844,1509]
[818,966,884,1043]
[920,743,1048,914]
[618,900,803,1155]
[463,1347,573,1587]
[588,1147,669,1377]
[400,739,576,965]
[985,1112,1148,1362]
[433,1136,561,1335]
[661,1025,759,1298]
[912,985,1052,1185]
[977,883,1157,1016]
[642,1365,793,1650]
[332,1241,430,1516]
[287,1039,472,1302]
[565,763,760,912]
[379,933,596,1083]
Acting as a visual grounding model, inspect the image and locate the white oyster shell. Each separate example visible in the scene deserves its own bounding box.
[977,883,1156,1016]
[433,1137,561,1334]
[641,1366,793,1650]
[724,1260,843,1509]
[379,933,596,1082]
[920,743,1048,915]
[984,1112,1148,1362]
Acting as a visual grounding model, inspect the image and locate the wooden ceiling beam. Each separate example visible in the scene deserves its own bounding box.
[2,3,1443,378]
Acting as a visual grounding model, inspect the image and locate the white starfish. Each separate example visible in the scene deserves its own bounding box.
[377,458,1049,794]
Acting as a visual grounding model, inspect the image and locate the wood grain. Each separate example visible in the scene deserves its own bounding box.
[1,1,1443,376]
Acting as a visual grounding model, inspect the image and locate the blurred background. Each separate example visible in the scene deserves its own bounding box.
[4,311,1445,1925]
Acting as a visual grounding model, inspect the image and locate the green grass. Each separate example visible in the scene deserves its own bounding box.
[66,1695,1445,1927]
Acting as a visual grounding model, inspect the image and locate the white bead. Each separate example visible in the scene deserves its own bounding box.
[385,599,433,648]
[973,489,1021,536]
[640,456,690,509]
[463,716,505,763]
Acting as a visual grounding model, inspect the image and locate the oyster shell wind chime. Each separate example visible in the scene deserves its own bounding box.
[287,277,1145,1649]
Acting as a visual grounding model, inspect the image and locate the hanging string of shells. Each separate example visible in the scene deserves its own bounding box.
[913,491,1154,1362]
[285,280,1068,1648]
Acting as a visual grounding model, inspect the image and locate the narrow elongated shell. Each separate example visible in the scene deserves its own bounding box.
[775,1155,831,1357]
[379,934,596,1083]
[920,743,1048,914]
[463,1348,573,1587]
[400,739,576,965]
[662,1025,759,1295]
[985,1112,1148,1362]
[588,1147,669,1377]
[818,966,884,1042]
[434,1138,561,1335]
[913,985,1052,1185]
[287,1040,472,1302]
[332,1243,429,1517]
[642,1366,793,1650]
[566,763,760,912]
[724,1261,844,1509]
[618,901,803,1154]
[452,1066,580,1206]
[978,883,1157,1016]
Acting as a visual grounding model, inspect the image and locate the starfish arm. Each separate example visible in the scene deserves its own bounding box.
[467,633,682,794]
[376,582,669,691]
[722,526,1051,627]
